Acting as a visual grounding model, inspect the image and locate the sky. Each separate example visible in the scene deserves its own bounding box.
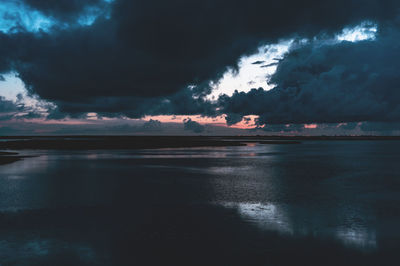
[0,0,400,135]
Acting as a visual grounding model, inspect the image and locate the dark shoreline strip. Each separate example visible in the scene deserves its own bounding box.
[0,151,19,156]
[0,138,246,150]
[258,141,301,144]
[0,151,34,166]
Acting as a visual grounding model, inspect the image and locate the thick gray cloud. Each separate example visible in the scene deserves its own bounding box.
[257,124,304,133]
[219,29,400,126]
[0,93,49,121]
[0,96,29,120]
[0,96,18,113]
[0,0,399,119]
[46,86,217,118]
[142,119,162,132]
[183,118,205,133]
[360,122,400,132]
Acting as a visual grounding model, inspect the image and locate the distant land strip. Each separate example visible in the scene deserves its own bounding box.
[0,136,399,150]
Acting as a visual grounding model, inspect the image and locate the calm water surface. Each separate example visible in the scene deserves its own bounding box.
[0,141,399,265]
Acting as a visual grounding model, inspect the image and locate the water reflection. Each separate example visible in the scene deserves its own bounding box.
[224,202,292,234]
[0,141,399,264]
[0,238,98,264]
[336,227,376,249]
[0,154,49,175]
[223,202,377,250]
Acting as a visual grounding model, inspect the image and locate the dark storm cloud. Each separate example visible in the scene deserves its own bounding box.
[337,123,358,131]
[48,85,217,119]
[142,119,162,132]
[0,96,18,113]
[19,0,110,23]
[183,118,205,133]
[360,122,400,132]
[219,29,400,126]
[243,117,252,124]
[101,120,164,133]
[0,96,20,120]
[256,123,304,133]
[0,93,47,120]
[225,113,244,126]
[0,0,399,118]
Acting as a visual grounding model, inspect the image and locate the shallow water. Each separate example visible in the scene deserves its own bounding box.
[0,141,399,265]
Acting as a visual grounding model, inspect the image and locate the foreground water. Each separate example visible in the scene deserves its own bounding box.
[0,141,399,265]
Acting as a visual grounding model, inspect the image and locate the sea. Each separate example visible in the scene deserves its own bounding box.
[0,141,399,265]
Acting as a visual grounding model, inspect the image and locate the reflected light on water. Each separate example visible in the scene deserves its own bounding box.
[207,166,254,175]
[223,202,377,250]
[336,227,377,249]
[6,175,25,180]
[0,238,97,263]
[0,142,391,256]
[227,202,293,234]
[0,154,50,175]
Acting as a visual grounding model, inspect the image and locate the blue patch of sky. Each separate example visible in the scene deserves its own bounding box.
[0,1,53,32]
[0,72,25,101]
[0,0,113,33]
[0,72,55,117]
